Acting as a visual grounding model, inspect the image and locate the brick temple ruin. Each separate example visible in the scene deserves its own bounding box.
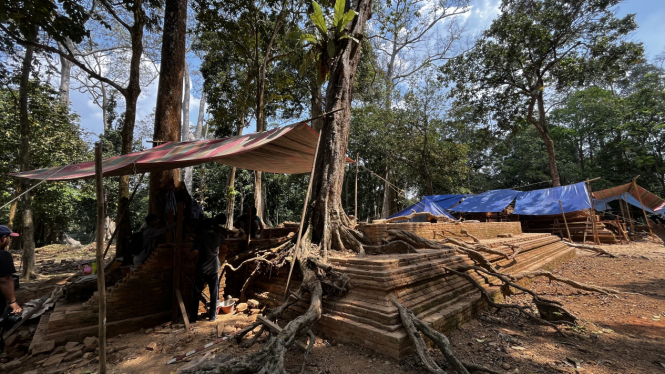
[29,220,574,359]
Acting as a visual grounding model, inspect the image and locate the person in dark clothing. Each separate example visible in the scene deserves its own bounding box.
[0,225,21,315]
[233,207,264,238]
[134,214,176,266]
[189,219,224,322]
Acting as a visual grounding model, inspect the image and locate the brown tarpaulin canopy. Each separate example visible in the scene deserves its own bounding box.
[592,182,665,213]
[9,122,347,181]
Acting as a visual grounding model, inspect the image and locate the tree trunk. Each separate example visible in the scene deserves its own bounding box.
[8,182,21,229]
[194,91,206,139]
[116,0,146,258]
[310,0,373,245]
[532,89,561,187]
[20,28,37,280]
[182,60,195,193]
[184,89,205,196]
[101,84,108,131]
[381,167,394,218]
[57,38,73,105]
[225,122,244,229]
[253,61,268,219]
[310,78,324,132]
[149,0,187,215]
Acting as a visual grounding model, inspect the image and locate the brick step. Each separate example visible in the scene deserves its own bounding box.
[329,249,457,270]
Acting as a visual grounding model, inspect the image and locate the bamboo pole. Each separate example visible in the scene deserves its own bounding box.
[355,153,359,220]
[559,201,572,242]
[283,128,323,300]
[94,142,107,374]
[632,179,656,242]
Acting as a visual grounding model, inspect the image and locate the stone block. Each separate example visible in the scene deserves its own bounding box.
[64,342,81,353]
[83,337,98,352]
[42,352,66,367]
[30,339,55,356]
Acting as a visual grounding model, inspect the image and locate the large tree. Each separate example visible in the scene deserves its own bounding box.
[441,0,643,187]
[149,0,187,215]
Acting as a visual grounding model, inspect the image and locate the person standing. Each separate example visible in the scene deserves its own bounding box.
[0,226,21,315]
[189,219,223,322]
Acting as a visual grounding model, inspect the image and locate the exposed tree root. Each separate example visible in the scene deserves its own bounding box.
[459,229,481,244]
[444,266,570,335]
[335,226,417,256]
[390,294,506,374]
[562,240,618,258]
[185,255,348,374]
[386,229,450,249]
[511,270,621,295]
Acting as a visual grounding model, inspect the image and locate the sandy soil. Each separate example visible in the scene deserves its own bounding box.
[2,240,665,374]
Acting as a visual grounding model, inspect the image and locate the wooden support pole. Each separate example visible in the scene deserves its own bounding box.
[94,142,107,374]
[618,192,627,231]
[283,128,322,300]
[167,209,175,243]
[559,201,572,242]
[173,202,189,327]
[585,179,600,245]
[355,153,358,220]
[623,193,635,232]
[632,179,656,242]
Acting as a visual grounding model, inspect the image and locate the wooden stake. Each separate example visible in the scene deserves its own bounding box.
[559,201,572,242]
[632,179,656,242]
[355,153,358,220]
[283,128,323,301]
[94,142,107,374]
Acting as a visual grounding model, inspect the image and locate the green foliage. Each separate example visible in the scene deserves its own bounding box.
[297,0,358,82]
[0,79,90,244]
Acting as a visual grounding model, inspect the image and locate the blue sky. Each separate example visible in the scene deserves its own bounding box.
[69,0,665,143]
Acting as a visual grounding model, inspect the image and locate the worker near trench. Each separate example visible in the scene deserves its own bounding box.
[233,207,264,239]
[0,225,21,315]
[189,218,224,322]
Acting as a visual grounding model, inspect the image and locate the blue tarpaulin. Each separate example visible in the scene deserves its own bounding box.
[451,189,520,213]
[594,193,658,214]
[388,195,464,221]
[513,182,591,215]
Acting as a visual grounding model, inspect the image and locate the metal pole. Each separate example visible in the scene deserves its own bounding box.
[559,201,572,242]
[283,128,323,300]
[632,179,656,242]
[94,142,107,374]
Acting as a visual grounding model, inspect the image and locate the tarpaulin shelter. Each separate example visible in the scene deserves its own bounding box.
[451,189,519,213]
[513,182,591,215]
[10,122,325,181]
[388,195,466,221]
[592,182,665,213]
[594,193,660,215]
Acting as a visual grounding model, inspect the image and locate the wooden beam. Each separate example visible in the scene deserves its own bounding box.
[94,142,107,374]
[256,315,308,351]
[284,128,323,300]
[632,179,656,242]
[559,201,572,242]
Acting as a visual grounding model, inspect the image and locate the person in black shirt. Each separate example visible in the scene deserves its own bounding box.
[0,225,21,315]
[189,219,223,322]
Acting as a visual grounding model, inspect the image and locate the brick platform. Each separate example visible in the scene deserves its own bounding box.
[249,232,575,359]
[359,221,522,243]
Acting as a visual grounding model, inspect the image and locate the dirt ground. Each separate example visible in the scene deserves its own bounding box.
[2,240,665,374]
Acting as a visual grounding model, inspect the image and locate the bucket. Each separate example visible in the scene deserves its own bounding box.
[218,299,235,314]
